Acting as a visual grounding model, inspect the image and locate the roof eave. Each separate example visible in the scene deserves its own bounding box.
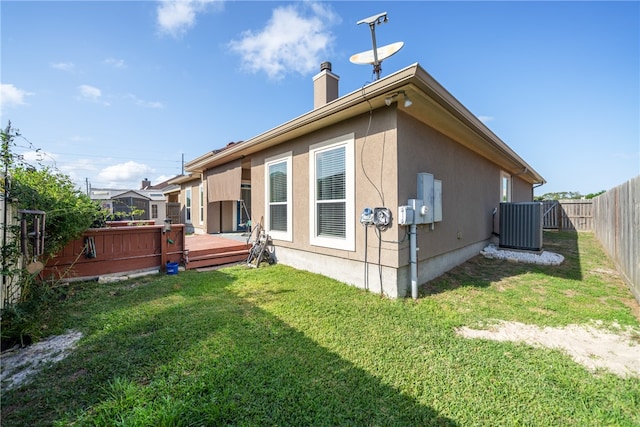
[185,64,420,173]
[186,62,545,185]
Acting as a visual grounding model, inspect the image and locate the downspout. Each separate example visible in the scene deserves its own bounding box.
[410,223,418,300]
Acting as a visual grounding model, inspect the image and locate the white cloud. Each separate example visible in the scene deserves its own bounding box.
[478,115,495,123]
[52,158,100,191]
[19,150,58,164]
[78,84,101,100]
[98,161,155,183]
[125,93,164,109]
[61,158,98,173]
[1,83,33,109]
[78,84,110,106]
[228,2,339,80]
[104,58,126,69]
[51,62,75,71]
[156,0,222,38]
[153,174,173,184]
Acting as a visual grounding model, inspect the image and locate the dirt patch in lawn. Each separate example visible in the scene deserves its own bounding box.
[0,330,82,391]
[457,321,640,378]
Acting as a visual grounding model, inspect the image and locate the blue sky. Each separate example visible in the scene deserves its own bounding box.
[2,1,638,196]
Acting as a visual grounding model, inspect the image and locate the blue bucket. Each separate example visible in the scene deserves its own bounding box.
[166,262,179,275]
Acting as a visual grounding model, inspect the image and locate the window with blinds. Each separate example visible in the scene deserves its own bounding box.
[316,147,346,238]
[265,152,292,241]
[309,134,355,251]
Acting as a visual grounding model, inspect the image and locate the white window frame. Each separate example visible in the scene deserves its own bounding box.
[265,151,293,242]
[199,183,204,225]
[185,187,192,223]
[501,171,512,202]
[309,134,355,251]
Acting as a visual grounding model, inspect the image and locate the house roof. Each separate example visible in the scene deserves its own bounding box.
[167,174,199,186]
[162,184,181,194]
[90,188,165,201]
[145,178,173,190]
[185,62,545,185]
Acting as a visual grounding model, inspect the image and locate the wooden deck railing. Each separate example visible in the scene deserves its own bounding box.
[42,224,185,281]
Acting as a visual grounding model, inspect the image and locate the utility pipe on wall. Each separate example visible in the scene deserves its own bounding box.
[410,223,418,300]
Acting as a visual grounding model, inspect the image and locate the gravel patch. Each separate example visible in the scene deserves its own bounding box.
[457,321,640,378]
[481,244,564,265]
[1,330,82,391]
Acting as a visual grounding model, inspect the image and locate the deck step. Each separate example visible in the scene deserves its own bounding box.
[188,245,249,257]
[186,249,249,270]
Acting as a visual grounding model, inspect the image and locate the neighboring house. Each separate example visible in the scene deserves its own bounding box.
[167,174,202,234]
[169,152,251,235]
[179,62,545,297]
[162,182,182,226]
[90,179,171,225]
[143,177,182,226]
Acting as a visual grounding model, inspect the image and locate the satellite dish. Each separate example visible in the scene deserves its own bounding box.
[350,12,403,80]
[350,41,404,66]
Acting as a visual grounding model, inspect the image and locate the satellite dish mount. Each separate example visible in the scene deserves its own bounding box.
[350,12,403,80]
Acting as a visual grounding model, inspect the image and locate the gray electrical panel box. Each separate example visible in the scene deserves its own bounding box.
[434,179,442,222]
[417,173,434,224]
[417,173,442,224]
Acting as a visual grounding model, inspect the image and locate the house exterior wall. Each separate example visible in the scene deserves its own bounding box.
[180,178,205,234]
[251,108,398,257]
[206,201,235,233]
[394,111,535,289]
[249,108,405,296]
[397,111,501,259]
[207,201,221,233]
[149,201,167,225]
[512,176,533,201]
[249,107,534,297]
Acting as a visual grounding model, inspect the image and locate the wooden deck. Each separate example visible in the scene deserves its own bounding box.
[184,234,250,269]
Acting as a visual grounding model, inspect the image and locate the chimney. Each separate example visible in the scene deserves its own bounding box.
[313,61,339,109]
[141,178,151,189]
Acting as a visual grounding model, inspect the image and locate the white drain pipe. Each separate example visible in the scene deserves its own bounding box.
[410,223,418,299]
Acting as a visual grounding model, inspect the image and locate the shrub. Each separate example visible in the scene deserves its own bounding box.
[1,122,104,347]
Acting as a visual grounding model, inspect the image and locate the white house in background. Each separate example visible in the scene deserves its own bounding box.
[90,180,169,224]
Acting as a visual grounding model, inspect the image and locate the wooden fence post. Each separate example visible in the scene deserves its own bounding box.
[161,227,167,272]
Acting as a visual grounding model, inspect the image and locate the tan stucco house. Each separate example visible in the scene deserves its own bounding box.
[176,62,545,297]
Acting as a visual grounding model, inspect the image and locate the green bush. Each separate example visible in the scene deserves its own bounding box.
[10,166,102,256]
[1,122,104,347]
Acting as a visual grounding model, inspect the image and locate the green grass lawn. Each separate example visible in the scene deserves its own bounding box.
[1,231,639,426]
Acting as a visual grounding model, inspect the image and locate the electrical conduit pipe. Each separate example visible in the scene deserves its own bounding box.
[410,223,418,299]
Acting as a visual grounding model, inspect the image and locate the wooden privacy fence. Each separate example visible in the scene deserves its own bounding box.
[542,200,593,231]
[592,176,639,302]
[42,224,185,281]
